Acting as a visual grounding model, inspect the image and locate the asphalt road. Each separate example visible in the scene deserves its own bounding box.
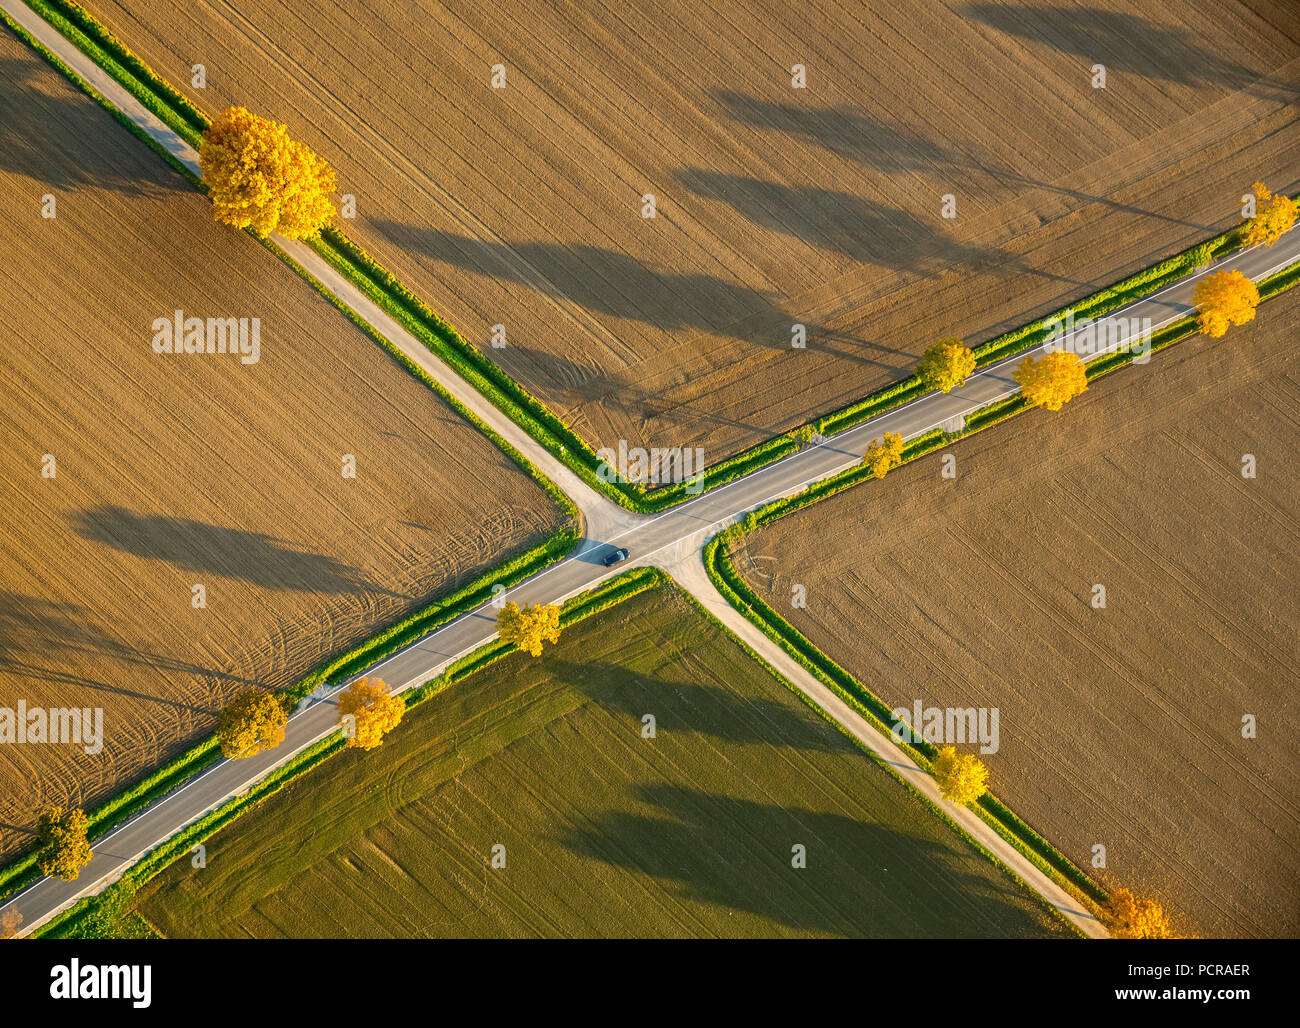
[4,0,1297,938]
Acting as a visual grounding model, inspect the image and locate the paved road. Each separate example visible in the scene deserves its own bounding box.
[5,0,1298,939]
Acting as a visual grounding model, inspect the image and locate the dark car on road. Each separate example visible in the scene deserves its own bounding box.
[601,546,630,567]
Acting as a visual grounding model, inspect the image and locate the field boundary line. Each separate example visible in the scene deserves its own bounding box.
[667,552,1099,938]
[695,261,1300,927]
[25,568,669,939]
[0,0,590,904]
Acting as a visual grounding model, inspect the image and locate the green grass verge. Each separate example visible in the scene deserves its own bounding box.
[116,579,1069,939]
[14,0,1297,514]
[701,259,1300,915]
[32,566,668,939]
[0,522,579,906]
[0,0,589,904]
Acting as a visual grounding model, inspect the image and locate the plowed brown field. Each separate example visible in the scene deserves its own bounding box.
[88,0,1300,466]
[734,289,1300,938]
[0,31,566,859]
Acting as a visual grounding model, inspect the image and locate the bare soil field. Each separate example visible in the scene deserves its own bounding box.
[133,586,1072,938]
[89,0,1300,466]
[0,30,565,859]
[734,290,1300,938]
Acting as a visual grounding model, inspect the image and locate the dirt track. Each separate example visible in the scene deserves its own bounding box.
[88,0,1300,467]
[735,289,1300,938]
[0,30,565,859]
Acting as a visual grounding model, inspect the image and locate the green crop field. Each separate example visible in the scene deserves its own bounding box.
[134,587,1070,938]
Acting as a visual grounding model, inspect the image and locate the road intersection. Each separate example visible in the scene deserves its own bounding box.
[5,0,1298,941]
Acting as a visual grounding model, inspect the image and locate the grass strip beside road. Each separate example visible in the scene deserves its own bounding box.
[0,520,578,905]
[0,0,585,902]
[703,262,1300,914]
[31,567,669,939]
[15,0,1294,513]
[38,570,1080,940]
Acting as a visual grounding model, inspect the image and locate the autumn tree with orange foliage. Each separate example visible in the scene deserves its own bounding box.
[1108,888,1176,939]
[1241,182,1296,247]
[1194,270,1260,339]
[217,686,287,759]
[497,601,562,657]
[862,432,905,479]
[199,106,337,238]
[1014,350,1087,411]
[337,678,406,751]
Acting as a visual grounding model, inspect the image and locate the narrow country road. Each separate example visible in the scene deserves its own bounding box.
[5,0,1297,941]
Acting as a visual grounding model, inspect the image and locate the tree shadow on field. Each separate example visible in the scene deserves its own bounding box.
[546,659,855,755]
[502,341,804,444]
[709,92,1219,235]
[0,819,38,844]
[676,168,1021,274]
[370,219,783,336]
[554,784,1058,936]
[0,53,187,197]
[676,168,1108,307]
[0,590,246,710]
[711,90,968,172]
[504,334,929,464]
[370,220,915,411]
[70,505,400,598]
[962,3,1299,101]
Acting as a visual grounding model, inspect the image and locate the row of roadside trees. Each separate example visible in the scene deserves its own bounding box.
[28,594,568,891]
[851,184,1294,939]
[24,90,1290,934]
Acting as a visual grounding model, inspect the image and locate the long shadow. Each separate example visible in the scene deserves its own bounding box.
[370,219,775,335]
[0,590,236,713]
[503,334,899,455]
[676,168,1015,273]
[710,91,1225,235]
[711,90,967,172]
[962,3,1299,101]
[0,53,187,196]
[371,220,923,427]
[70,505,398,597]
[676,168,1101,311]
[376,216,939,376]
[554,784,1062,937]
[548,659,854,755]
[0,819,37,843]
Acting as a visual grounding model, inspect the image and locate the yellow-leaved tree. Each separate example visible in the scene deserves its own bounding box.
[35,806,92,882]
[1108,888,1176,939]
[337,677,406,751]
[1241,182,1296,248]
[216,686,287,759]
[932,746,989,806]
[199,106,337,238]
[862,431,905,479]
[497,601,562,657]
[1193,270,1260,339]
[916,338,976,393]
[1014,350,1087,411]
